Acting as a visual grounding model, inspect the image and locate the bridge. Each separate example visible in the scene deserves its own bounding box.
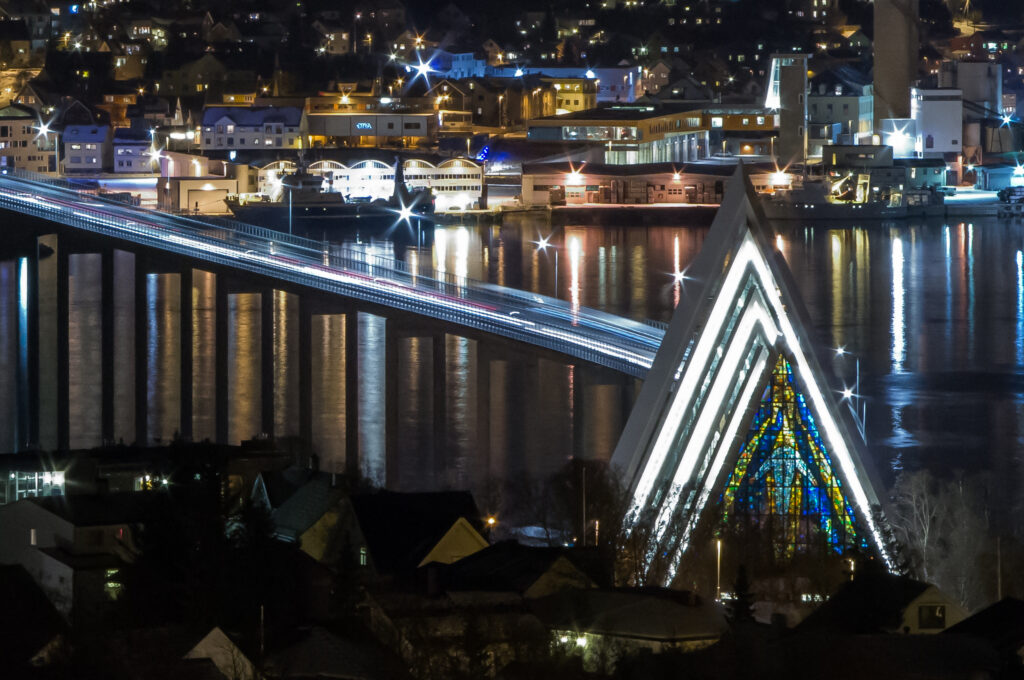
[0,170,663,379]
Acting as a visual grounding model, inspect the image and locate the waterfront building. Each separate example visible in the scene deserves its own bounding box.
[521,161,745,206]
[248,157,483,211]
[807,67,874,155]
[305,111,437,148]
[911,88,963,158]
[765,53,807,166]
[527,104,709,164]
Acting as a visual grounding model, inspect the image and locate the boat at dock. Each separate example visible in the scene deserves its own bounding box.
[226,158,434,233]
[760,179,945,220]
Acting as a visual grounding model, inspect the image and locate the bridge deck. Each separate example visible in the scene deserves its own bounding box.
[0,171,664,378]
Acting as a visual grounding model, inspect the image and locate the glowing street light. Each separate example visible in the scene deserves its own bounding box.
[535,235,560,296]
[715,538,722,601]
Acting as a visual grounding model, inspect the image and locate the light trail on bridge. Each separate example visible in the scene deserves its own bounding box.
[0,172,665,377]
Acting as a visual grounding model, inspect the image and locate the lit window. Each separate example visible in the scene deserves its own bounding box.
[359,546,368,566]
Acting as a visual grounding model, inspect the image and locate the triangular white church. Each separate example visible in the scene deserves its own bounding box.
[611,166,894,585]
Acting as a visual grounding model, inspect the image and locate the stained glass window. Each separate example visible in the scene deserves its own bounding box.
[720,355,864,557]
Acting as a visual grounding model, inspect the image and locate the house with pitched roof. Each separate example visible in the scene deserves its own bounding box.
[797,573,968,634]
[63,123,111,173]
[199,106,305,152]
[0,494,156,622]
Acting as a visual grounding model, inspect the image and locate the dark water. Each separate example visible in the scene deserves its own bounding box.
[8,214,1024,506]
[354,215,1024,488]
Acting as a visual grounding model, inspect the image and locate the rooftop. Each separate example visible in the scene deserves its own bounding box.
[532,103,701,123]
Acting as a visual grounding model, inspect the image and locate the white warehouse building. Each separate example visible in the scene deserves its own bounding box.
[254,157,484,211]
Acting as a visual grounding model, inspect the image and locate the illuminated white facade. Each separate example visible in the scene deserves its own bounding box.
[910,88,962,158]
[610,167,893,585]
[255,158,484,211]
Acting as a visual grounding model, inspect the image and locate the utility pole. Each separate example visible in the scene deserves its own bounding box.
[580,463,586,547]
[997,536,1002,601]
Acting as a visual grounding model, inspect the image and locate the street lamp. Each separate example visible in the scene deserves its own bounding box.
[716,538,722,601]
[835,346,866,438]
[534,235,560,296]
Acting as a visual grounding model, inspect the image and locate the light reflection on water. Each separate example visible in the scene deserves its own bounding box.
[11,213,1024,505]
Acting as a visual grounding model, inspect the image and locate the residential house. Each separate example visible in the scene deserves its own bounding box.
[312,20,351,55]
[0,0,51,51]
[944,598,1024,675]
[442,540,604,598]
[158,54,258,98]
[255,468,347,563]
[96,92,137,129]
[533,589,729,673]
[355,0,407,39]
[264,626,407,680]
[199,106,304,152]
[0,19,32,67]
[642,59,673,95]
[112,127,151,173]
[202,12,241,44]
[111,41,147,81]
[797,573,969,634]
[0,565,66,671]
[344,490,488,579]
[0,103,55,172]
[184,627,257,680]
[12,79,58,114]
[62,123,111,173]
[545,76,598,114]
[427,76,557,129]
[0,494,151,623]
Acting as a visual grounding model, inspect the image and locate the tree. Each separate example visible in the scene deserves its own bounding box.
[728,564,755,625]
[890,470,942,582]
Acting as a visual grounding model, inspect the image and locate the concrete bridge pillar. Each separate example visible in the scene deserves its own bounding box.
[298,295,313,452]
[190,269,216,443]
[179,266,193,442]
[432,331,447,480]
[215,272,228,444]
[66,251,102,451]
[101,248,114,445]
[305,298,351,475]
[35,234,59,451]
[345,310,359,477]
[475,341,491,489]
[385,317,399,489]
[261,287,274,439]
[55,245,68,452]
[383,321,449,491]
[133,252,148,446]
[22,252,37,451]
[271,290,300,441]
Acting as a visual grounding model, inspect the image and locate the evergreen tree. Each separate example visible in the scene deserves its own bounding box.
[728,564,755,625]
